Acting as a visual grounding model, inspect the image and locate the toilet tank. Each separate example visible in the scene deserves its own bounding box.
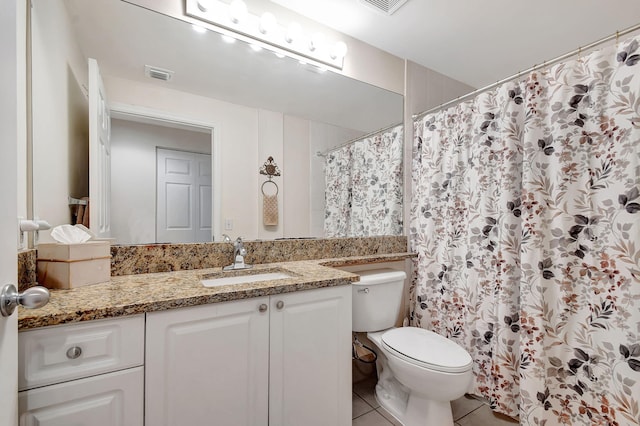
[351,268,406,332]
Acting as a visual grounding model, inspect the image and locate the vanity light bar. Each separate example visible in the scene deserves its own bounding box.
[185,0,347,70]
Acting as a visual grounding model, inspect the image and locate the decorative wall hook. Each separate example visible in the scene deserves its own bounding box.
[259,156,281,180]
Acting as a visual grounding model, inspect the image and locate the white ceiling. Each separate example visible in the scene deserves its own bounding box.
[271,0,640,88]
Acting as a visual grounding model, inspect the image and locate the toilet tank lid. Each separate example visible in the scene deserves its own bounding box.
[354,269,406,286]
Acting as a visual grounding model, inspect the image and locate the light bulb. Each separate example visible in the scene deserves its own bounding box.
[331,41,348,60]
[259,12,277,34]
[221,34,236,43]
[192,24,207,34]
[285,22,301,43]
[228,0,247,24]
[197,0,214,12]
[309,32,325,52]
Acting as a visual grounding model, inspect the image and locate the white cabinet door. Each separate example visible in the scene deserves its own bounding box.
[18,367,143,426]
[145,297,270,426]
[269,286,352,426]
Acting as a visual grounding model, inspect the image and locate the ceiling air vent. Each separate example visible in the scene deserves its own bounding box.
[144,65,174,81]
[358,0,409,15]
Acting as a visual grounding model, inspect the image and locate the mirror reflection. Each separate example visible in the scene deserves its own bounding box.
[30,0,403,245]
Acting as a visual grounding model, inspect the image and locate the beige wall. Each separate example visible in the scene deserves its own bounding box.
[31,0,88,236]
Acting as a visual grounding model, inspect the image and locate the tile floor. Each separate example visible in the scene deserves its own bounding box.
[352,377,519,426]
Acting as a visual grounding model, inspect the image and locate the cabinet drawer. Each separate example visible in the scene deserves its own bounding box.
[19,366,144,426]
[19,315,144,391]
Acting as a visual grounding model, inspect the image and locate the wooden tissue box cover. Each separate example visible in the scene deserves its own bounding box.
[36,241,111,289]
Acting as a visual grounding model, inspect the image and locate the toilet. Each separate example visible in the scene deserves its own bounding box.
[352,268,473,426]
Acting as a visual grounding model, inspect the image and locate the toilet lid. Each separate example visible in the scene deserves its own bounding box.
[381,327,473,373]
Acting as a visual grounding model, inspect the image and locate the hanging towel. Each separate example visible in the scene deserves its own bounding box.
[263,194,278,226]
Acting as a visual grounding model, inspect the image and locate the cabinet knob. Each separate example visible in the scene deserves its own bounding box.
[0,284,50,317]
[276,300,284,310]
[258,303,268,313]
[66,346,82,359]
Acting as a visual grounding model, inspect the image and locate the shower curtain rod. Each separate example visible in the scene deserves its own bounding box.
[316,121,403,157]
[413,22,640,121]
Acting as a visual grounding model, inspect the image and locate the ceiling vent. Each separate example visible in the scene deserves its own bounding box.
[144,65,174,82]
[358,0,409,15]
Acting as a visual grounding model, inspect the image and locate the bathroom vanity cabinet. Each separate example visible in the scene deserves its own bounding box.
[145,285,352,426]
[17,315,145,425]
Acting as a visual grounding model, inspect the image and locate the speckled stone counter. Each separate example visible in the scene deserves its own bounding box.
[18,253,415,330]
[17,249,37,290]
[110,236,407,276]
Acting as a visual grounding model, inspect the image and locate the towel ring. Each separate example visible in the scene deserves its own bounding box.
[261,180,279,196]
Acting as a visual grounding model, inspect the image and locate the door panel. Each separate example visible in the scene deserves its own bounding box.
[269,286,352,426]
[18,367,143,426]
[0,0,19,424]
[145,298,269,426]
[156,148,212,242]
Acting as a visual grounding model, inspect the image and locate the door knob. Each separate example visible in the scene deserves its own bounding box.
[276,300,284,310]
[0,284,50,317]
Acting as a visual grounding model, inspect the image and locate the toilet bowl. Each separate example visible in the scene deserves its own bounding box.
[368,328,473,425]
[350,268,473,426]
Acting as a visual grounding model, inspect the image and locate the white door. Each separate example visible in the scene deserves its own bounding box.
[269,286,352,426]
[88,58,111,238]
[0,0,19,424]
[145,298,270,426]
[156,148,212,243]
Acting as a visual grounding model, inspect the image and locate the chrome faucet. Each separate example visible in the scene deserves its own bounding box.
[223,236,252,271]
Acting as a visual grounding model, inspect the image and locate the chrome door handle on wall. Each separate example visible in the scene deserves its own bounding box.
[0,284,50,317]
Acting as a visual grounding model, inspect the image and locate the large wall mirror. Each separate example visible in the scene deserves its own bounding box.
[30,0,403,245]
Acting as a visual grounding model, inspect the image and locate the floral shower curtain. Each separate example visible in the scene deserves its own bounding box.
[325,124,403,237]
[410,36,640,425]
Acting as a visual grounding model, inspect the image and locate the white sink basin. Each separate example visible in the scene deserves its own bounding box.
[201,271,292,288]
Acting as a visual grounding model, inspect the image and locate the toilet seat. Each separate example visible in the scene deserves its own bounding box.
[381,327,473,373]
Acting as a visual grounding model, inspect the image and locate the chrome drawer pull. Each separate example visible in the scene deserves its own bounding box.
[276,300,284,310]
[66,346,82,359]
[259,303,268,312]
[358,288,370,294]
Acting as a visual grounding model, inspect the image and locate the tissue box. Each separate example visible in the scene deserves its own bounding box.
[36,241,111,289]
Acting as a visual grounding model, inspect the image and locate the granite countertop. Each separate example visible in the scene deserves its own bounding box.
[18,253,415,330]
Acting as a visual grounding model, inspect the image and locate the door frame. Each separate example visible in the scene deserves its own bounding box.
[109,103,222,241]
